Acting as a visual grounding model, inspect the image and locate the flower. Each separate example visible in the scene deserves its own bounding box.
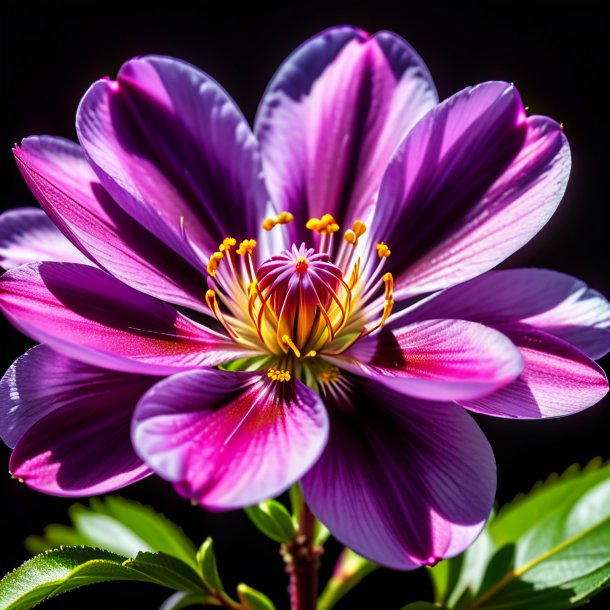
[1,26,609,570]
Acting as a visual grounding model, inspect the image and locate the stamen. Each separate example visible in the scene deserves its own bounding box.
[352,220,367,237]
[376,242,391,258]
[219,237,237,252]
[262,218,277,231]
[206,251,224,277]
[343,229,357,244]
[277,211,294,224]
[267,367,291,382]
[262,211,294,231]
[205,289,240,340]
[282,334,302,358]
[320,367,340,383]
[306,213,340,234]
[236,239,257,255]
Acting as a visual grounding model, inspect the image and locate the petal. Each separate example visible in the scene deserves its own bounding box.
[0,262,244,374]
[328,319,522,401]
[255,26,437,242]
[77,55,270,258]
[0,207,89,269]
[458,324,608,418]
[398,269,610,360]
[301,374,495,569]
[373,82,569,298]
[132,369,329,509]
[14,136,208,311]
[6,350,155,496]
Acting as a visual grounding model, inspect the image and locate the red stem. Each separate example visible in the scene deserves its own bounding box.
[283,502,322,610]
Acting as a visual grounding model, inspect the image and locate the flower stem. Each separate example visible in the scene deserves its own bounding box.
[282,500,323,610]
[317,549,379,610]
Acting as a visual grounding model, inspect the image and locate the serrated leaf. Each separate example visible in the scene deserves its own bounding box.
[122,552,206,594]
[196,538,223,592]
[237,583,276,610]
[432,459,610,609]
[92,496,197,568]
[0,548,207,610]
[244,500,296,543]
[27,496,197,569]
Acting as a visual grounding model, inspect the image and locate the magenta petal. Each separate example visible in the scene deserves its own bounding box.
[0,262,243,374]
[329,319,522,401]
[302,375,495,569]
[77,55,269,258]
[458,324,608,418]
[0,207,89,269]
[255,26,437,241]
[373,82,569,298]
[6,349,155,496]
[14,136,208,311]
[399,268,610,360]
[398,269,610,359]
[132,369,329,509]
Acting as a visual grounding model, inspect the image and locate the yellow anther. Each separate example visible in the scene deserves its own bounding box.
[306,218,320,231]
[267,368,291,382]
[352,220,367,237]
[262,217,277,231]
[219,237,237,252]
[263,211,294,231]
[236,239,257,255]
[276,211,294,224]
[205,289,217,310]
[383,272,394,299]
[206,251,224,276]
[320,368,340,383]
[304,350,317,359]
[282,334,302,358]
[306,213,340,234]
[343,229,357,244]
[376,242,391,258]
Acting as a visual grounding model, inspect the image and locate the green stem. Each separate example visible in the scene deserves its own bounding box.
[317,549,379,610]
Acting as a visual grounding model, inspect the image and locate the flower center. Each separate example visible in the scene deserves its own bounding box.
[201,212,395,368]
[253,244,351,357]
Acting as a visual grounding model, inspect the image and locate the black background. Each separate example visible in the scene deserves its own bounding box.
[1,1,609,608]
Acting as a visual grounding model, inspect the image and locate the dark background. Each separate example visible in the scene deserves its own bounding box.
[1,1,609,608]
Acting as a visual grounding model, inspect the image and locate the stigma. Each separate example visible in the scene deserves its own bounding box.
[251,244,351,357]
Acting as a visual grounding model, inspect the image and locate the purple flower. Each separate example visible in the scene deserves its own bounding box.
[1,26,609,569]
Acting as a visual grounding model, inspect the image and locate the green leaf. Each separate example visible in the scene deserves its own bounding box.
[92,496,198,568]
[25,525,89,555]
[244,500,296,543]
[68,503,153,558]
[122,551,206,594]
[0,548,207,610]
[196,538,223,592]
[400,603,447,610]
[429,459,610,609]
[27,496,197,569]
[237,583,276,610]
[318,548,379,610]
